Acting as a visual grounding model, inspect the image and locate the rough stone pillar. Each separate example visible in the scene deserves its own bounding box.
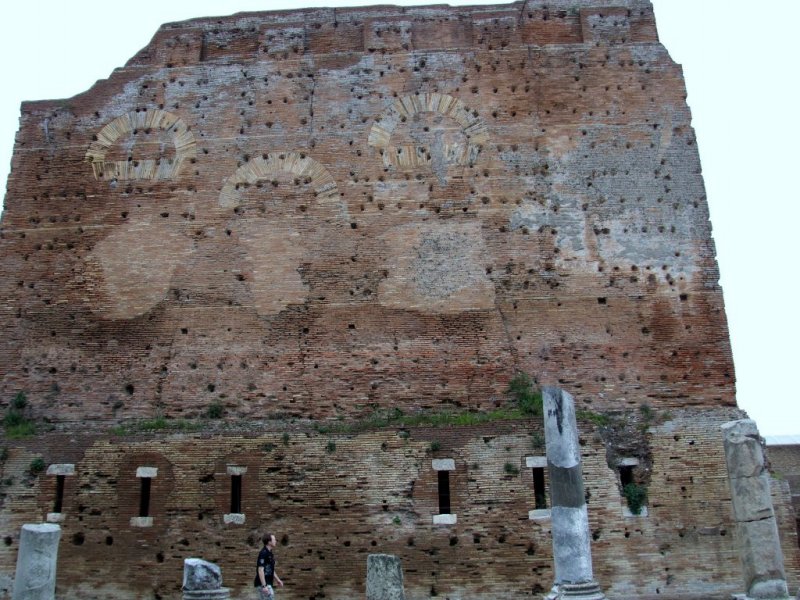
[543,387,606,600]
[722,419,790,599]
[12,523,61,600]
[366,554,405,600]
[182,558,230,600]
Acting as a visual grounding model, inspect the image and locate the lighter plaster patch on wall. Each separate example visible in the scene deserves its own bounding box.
[236,220,309,316]
[378,221,495,313]
[84,216,193,320]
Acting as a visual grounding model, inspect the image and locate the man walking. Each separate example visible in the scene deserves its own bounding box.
[254,532,284,599]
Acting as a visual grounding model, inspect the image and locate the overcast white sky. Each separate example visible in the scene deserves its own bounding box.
[1,1,797,436]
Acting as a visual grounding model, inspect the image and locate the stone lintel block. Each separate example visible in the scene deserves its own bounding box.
[226,466,247,476]
[622,505,648,518]
[46,463,75,476]
[46,512,65,523]
[616,457,639,467]
[136,466,158,478]
[366,554,405,600]
[223,513,245,525]
[529,509,552,521]
[432,513,457,525]
[431,458,455,471]
[526,456,548,468]
[130,516,153,527]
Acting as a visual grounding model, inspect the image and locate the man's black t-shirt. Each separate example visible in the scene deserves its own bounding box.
[254,546,275,587]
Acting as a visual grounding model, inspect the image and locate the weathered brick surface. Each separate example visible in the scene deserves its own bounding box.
[768,444,800,536]
[2,410,797,599]
[0,0,796,598]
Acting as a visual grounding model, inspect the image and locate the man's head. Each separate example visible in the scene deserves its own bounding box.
[262,533,277,548]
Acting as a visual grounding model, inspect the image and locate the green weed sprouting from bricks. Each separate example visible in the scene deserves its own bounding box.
[507,372,543,416]
[315,406,530,436]
[504,462,520,476]
[623,482,648,515]
[12,392,27,410]
[28,458,46,476]
[110,416,203,435]
[3,391,36,438]
[576,409,611,427]
[206,401,224,419]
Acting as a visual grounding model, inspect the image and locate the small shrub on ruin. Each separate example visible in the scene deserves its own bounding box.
[623,482,648,515]
[28,457,46,476]
[11,392,27,410]
[507,372,542,416]
[206,401,224,419]
[3,391,35,438]
[577,409,611,427]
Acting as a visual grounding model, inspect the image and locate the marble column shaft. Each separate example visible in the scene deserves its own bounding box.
[12,523,61,600]
[544,386,594,585]
[722,419,789,599]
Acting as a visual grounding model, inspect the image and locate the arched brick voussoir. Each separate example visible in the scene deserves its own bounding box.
[218,152,339,209]
[367,93,489,170]
[84,109,197,181]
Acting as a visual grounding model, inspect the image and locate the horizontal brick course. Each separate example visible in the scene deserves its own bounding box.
[0,1,794,597]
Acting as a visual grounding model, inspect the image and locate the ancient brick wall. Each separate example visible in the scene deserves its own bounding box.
[768,443,800,542]
[0,0,792,598]
[0,0,732,424]
[2,409,798,599]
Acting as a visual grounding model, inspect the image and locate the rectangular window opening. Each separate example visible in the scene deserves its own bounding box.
[796,519,800,548]
[139,477,152,518]
[532,467,547,510]
[231,474,242,514]
[437,470,451,515]
[619,465,634,488]
[53,474,65,513]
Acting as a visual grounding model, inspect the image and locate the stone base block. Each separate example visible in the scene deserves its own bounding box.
[182,588,231,600]
[366,554,405,600]
[544,581,606,599]
[731,590,792,600]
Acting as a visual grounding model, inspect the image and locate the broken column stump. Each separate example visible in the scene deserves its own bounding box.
[366,554,405,600]
[12,523,61,600]
[543,387,606,600]
[182,558,230,600]
[722,419,790,600]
